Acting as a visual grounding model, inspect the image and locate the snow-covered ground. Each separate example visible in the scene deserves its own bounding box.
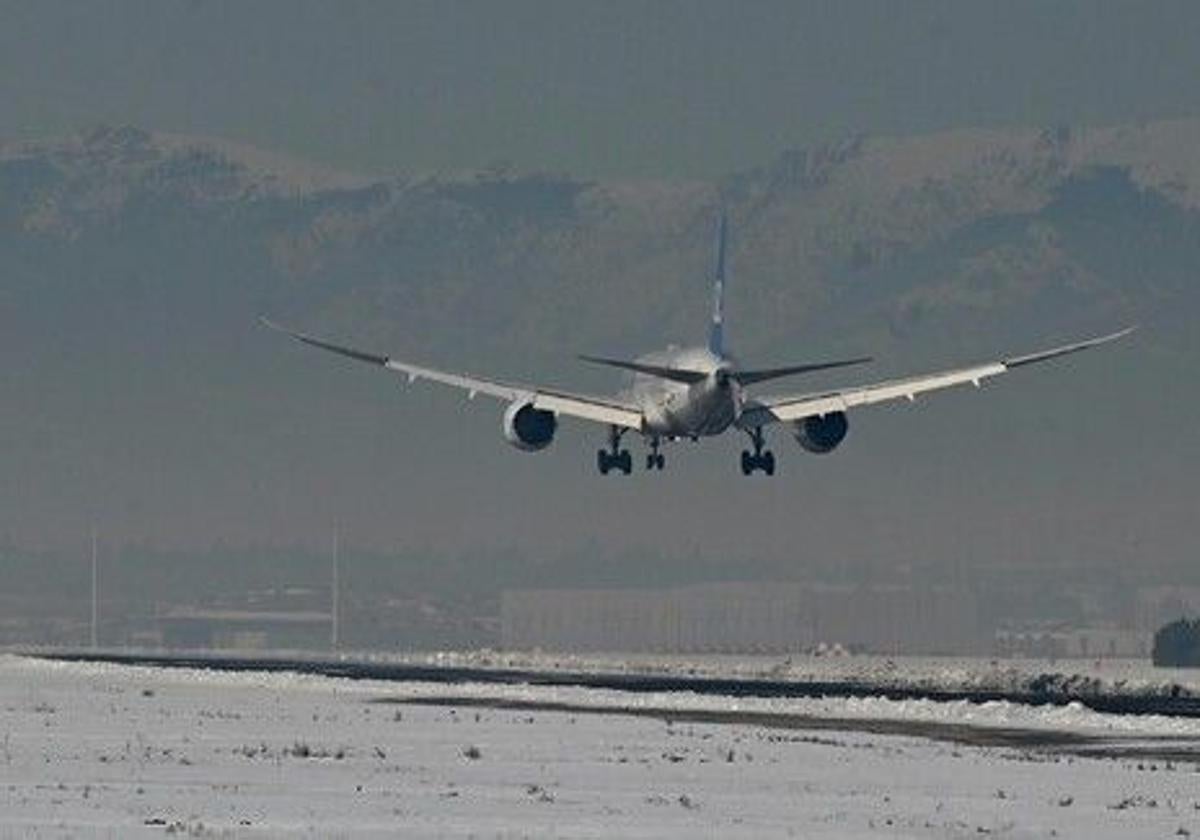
[2,654,1199,838]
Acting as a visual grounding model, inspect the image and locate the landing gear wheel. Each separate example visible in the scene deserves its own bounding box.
[741,428,777,476]
[597,425,631,476]
[618,449,632,475]
[655,453,665,470]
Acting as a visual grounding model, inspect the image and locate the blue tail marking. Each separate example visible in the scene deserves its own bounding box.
[708,211,728,356]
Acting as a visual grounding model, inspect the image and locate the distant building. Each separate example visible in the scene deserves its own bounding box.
[1153,619,1200,667]
[994,626,1148,659]
[501,581,983,655]
[158,608,331,650]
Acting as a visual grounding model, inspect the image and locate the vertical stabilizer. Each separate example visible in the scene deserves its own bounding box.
[708,211,728,355]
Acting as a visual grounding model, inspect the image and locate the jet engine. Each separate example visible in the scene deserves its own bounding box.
[794,411,848,454]
[503,400,557,451]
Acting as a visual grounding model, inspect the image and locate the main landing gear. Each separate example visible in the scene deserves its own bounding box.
[645,436,666,471]
[741,426,775,476]
[598,429,667,474]
[597,425,632,475]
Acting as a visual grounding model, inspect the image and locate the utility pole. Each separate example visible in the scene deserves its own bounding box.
[331,527,340,651]
[90,527,98,649]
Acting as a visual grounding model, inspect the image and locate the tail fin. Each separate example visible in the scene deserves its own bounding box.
[708,210,728,355]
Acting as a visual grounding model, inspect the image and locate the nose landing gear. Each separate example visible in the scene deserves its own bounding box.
[645,436,666,471]
[740,427,775,476]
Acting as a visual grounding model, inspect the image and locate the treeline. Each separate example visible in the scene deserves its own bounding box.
[1153,619,1200,667]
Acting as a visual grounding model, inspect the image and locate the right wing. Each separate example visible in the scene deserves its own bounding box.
[738,328,1134,428]
[262,319,644,430]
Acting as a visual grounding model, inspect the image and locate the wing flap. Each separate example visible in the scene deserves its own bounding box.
[742,364,1005,426]
[264,318,644,430]
[382,358,522,401]
[742,328,1132,428]
[534,391,644,428]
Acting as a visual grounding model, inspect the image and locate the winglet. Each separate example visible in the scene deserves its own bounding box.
[1003,326,1136,369]
[259,316,390,366]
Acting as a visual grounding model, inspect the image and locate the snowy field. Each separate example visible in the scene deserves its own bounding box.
[2,655,1200,838]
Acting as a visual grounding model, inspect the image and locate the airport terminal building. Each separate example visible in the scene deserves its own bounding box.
[501,581,984,655]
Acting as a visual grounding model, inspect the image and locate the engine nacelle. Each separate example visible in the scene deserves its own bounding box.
[794,411,848,454]
[503,400,557,451]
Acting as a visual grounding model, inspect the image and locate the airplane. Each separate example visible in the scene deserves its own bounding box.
[263,213,1132,477]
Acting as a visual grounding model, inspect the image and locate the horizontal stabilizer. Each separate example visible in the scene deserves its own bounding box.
[733,356,873,386]
[578,355,709,384]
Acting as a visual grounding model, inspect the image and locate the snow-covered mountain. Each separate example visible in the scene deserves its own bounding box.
[5,120,1196,351]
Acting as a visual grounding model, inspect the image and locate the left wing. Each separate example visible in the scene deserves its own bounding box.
[262,319,644,430]
[738,328,1134,428]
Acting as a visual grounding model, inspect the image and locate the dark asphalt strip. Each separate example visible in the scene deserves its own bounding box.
[378,695,1200,762]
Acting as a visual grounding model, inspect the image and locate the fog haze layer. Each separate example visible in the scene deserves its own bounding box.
[5,2,1200,178]
[0,6,1196,641]
[0,123,1194,576]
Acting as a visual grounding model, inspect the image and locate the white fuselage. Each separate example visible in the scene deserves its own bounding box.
[627,346,741,438]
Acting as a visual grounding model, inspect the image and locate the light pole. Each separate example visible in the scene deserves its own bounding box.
[90,528,98,649]
[331,528,340,651]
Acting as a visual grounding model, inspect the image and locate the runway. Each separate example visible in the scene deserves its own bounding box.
[26,648,1200,718]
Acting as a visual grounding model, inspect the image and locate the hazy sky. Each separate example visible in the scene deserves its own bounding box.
[0,0,1196,624]
[4,1,1200,178]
